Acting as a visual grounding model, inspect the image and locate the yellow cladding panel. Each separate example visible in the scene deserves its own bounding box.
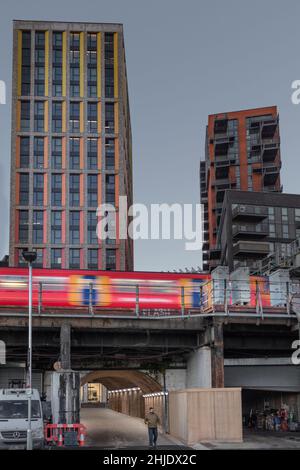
[80,102,84,133]
[97,101,101,133]
[114,103,119,134]
[62,101,67,132]
[44,31,49,96]
[16,101,21,131]
[62,32,67,96]
[17,31,22,96]
[97,32,101,97]
[114,33,118,98]
[80,32,85,97]
[44,101,49,132]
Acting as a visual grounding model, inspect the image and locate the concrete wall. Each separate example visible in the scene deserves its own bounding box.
[169,388,243,445]
[186,347,212,388]
[225,364,300,390]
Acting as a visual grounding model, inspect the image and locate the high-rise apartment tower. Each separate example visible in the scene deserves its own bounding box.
[9,20,133,271]
[201,106,281,271]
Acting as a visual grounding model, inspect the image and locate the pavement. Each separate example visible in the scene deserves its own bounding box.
[196,429,300,450]
[81,408,300,450]
[80,407,189,449]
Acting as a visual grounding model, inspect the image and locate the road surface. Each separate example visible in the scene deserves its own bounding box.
[81,407,186,449]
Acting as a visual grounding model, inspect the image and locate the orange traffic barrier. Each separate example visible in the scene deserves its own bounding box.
[44,423,87,447]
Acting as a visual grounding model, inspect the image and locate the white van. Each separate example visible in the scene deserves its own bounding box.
[0,389,44,449]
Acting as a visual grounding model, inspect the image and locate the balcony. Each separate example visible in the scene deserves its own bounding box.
[214,118,228,134]
[232,224,269,239]
[215,165,230,179]
[261,118,278,139]
[214,136,235,157]
[213,178,230,187]
[262,142,280,162]
[231,205,268,222]
[263,184,282,193]
[263,166,280,185]
[209,248,221,260]
[232,241,270,258]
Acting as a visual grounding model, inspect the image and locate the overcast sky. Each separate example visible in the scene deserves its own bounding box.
[0,0,299,271]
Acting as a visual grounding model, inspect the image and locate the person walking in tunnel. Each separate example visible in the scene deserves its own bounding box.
[144,407,160,448]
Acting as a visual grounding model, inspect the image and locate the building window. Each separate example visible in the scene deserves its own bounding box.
[268,207,275,222]
[269,224,276,237]
[51,211,62,243]
[69,33,80,97]
[33,210,43,243]
[282,224,289,239]
[69,174,80,206]
[87,138,98,169]
[106,248,116,271]
[52,32,63,97]
[32,248,43,268]
[34,101,44,132]
[51,248,62,268]
[69,138,80,169]
[295,208,300,223]
[18,210,29,242]
[105,138,115,169]
[33,173,44,205]
[20,101,30,131]
[51,137,62,169]
[281,208,288,223]
[105,174,115,204]
[105,103,114,134]
[52,101,62,132]
[88,248,98,269]
[69,102,80,133]
[34,31,45,96]
[104,33,114,98]
[87,33,97,98]
[20,137,30,168]
[69,248,80,268]
[88,211,97,244]
[33,137,44,169]
[69,211,80,244]
[19,173,29,205]
[21,31,31,96]
[87,102,97,133]
[51,174,62,206]
[87,175,98,207]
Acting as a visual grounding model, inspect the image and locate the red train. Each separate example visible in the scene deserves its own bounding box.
[0,267,210,311]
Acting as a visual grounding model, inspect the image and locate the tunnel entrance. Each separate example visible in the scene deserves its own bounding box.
[80,370,163,417]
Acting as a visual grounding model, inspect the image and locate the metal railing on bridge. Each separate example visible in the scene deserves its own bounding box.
[0,275,300,320]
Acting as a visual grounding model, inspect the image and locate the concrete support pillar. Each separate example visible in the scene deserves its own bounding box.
[187,346,212,388]
[60,323,71,370]
[211,321,224,388]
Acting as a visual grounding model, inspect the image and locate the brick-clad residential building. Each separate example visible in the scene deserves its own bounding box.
[9,20,133,270]
[200,107,281,271]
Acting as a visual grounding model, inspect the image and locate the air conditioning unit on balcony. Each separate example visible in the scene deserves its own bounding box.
[211,266,229,304]
[269,269,290,307]
[230,267,250,305]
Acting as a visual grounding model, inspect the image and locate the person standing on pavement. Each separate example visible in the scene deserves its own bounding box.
[144,407,160,447]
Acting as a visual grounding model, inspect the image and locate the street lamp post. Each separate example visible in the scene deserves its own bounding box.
[22,250,37,451]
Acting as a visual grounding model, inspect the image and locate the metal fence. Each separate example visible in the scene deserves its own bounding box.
[0,276,300,319]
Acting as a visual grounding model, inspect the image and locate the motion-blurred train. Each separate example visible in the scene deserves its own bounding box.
[0,267,287,311]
